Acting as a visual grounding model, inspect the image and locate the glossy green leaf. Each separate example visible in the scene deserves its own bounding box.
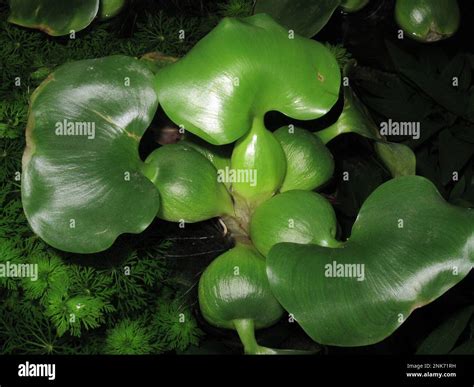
[267,176,474,346]
[198,243,284,354]
[317,81,416,177]
[254,0,341,38]
[417,306,473,354]
[340,0,370,12]
[98,0,126,20]
[179,134,231,178]
[142,144,234,223]
[395,0,460,42]
[154,14,341,145]
[250,190,339,257]
[275,126,334,192]
[199,243,283,329]
[9,0,99,36]
[22,55,160,254]
[230,119,286,209]
[179,136,232,190]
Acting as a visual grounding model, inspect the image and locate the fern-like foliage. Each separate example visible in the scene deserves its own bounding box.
[217,0,253,17]
[0,102,27,139]
[46,293,113,337]
[21,251,70,304]
[69,266,115,300]
[0,1,226,354]
[0,300,80,354]
[151,291,203,352]
[99,247,167,315]
[0,238,23,290]
[105,319,155,354]
[0,196,30,240]
[325,43,353,71]
[135,11,208,57]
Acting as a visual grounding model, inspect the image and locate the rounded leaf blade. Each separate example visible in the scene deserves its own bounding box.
[22,55,160,253]
[154,14,341,145]
[267,176,474,346]
[9,0,100,36]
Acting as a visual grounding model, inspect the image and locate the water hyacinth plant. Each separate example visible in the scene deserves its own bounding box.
[17,9,474,356]
[0,0,470,360]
